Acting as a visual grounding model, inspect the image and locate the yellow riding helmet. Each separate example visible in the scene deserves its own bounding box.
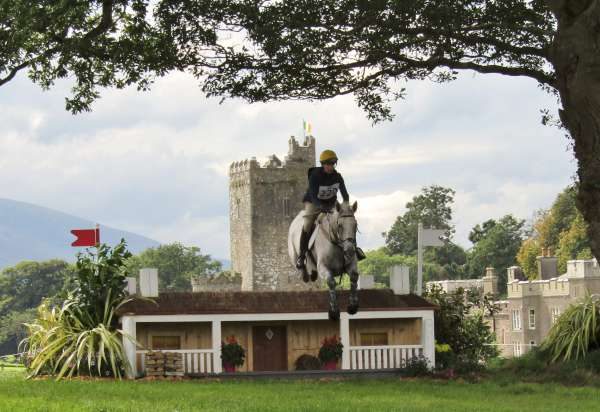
[319,149,338,163]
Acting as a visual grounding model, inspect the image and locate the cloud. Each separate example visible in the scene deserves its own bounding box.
[0,69,576,261]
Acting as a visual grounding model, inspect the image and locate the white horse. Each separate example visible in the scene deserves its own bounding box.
[288,201,360,320]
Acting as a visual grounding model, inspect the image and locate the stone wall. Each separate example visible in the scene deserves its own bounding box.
[229,135,319,291]
[191,272,242,292]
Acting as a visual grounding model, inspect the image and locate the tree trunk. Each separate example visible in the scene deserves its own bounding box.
[548,0,600,262]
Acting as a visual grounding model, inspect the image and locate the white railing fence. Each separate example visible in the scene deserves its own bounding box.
[137,349,216,374]
[348,345,423,370]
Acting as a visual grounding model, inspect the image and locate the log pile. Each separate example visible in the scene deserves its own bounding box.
[144,351,185,377]
[164,352,184,376]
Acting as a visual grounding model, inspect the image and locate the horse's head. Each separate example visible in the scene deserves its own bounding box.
[334,201,358,263]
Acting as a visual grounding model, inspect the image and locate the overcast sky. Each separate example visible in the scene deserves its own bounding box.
[0,70,575,260]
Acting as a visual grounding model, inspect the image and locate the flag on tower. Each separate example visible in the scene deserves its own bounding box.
[71,225,100,247]
[303,119,312,136]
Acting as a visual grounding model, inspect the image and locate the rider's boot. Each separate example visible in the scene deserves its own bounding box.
[356,246,366,261]
[296,229,311,276]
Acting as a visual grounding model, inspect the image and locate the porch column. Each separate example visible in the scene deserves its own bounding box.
[121,316,137,379]
[212,320,222,373]
[421,312,435,368]
[340,313,350,370]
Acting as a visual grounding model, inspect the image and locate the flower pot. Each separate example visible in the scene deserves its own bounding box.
[322,360,337,370]
[223,362,236,373]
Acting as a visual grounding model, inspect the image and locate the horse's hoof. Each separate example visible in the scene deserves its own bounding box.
[328,309,340,321]
[347,304,359,315]
[310,270,318,282]
[302,270,309,283]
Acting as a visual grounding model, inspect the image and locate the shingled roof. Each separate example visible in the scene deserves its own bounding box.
[117,289,436,316]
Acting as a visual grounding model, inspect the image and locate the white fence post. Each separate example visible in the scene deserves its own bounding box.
[212,320,222,373]
[121,316,137,378]
[422,314,435,368]
[340,313,350,370]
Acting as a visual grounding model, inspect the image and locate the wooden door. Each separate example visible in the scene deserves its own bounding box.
[252,326,288,371]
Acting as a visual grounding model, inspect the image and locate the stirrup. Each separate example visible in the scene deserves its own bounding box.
[356,247,366,261]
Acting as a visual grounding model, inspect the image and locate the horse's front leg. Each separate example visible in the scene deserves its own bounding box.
[325,271,340,321]
[347,270,359,315]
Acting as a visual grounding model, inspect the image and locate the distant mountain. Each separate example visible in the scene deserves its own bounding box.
[0,198,160,269]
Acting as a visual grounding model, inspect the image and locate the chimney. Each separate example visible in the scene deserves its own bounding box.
[140,268,159,297]
[358,274,375,289]
[507,266,524,282]
[390,265,410,295]
[125,277,137,295]
[537,251,558,280]
[483,267,498,296]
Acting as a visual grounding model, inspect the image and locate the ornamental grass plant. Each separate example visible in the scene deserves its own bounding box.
[541,293,600,362]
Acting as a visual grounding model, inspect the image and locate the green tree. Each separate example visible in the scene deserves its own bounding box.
[517,186,591,277]
[467,215,525,291]
[0,260,73,316]
[384,185,455,255]
[127,243,222,292]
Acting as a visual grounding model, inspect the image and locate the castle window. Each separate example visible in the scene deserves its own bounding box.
[551,307,561,324]
[235,198,241,219]
[282,198,290,217]
[512,309,522,331]
[513,341,522,357]
[528,308,536,329]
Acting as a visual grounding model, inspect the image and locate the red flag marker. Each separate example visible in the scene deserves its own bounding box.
[71,226,100,247]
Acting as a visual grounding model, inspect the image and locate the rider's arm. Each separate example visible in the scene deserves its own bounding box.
[308,170,323,208]
[339,176,350,203]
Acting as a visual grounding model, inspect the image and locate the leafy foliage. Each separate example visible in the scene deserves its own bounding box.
[466,215,525,290]
[294,354,321,371]
[318,335,343,363]
[541,294,600,362]
[21,240,137,379]
[517,186,591,278]
[424,285,498,369]
[127,243,222,292]
[385,185,455,255]
[221,335,245,367]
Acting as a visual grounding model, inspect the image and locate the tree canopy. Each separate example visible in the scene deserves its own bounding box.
[3,1,600,265]
[385,185,455,255]
[127,242,222,291]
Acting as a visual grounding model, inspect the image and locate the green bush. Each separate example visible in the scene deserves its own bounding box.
[294,354,321,370]
[401,355,431,377]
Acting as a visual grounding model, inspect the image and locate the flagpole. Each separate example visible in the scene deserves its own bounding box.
[417,222,423,296]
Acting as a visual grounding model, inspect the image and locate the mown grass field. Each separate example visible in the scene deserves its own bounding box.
[1,367,599,412]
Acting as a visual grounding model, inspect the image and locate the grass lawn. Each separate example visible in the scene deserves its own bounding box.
[1,368,599,412]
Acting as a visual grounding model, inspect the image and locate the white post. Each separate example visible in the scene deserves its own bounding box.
[121,316,137,379]
[421,312,435,368]
[340,313,350,370]
[212,320,222,373]
[417,222,423,296]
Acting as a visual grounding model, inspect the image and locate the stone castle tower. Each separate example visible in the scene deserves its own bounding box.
[229,136,317,291]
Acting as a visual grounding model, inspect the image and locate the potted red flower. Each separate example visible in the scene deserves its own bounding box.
[318,335,343,370]
[221,335,245,372]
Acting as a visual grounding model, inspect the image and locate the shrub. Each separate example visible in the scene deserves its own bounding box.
[541,294,600,362]
[318,335,343,363]
[402,355,431,377]
[221,335,245,367]
[294,354,321,370]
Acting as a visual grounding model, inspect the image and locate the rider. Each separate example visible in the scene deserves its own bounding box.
[296,149,366,272]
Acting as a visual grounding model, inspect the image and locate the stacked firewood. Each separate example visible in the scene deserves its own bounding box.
[145,351,165,377]
[144,351,185,377]
[164,352,184,376]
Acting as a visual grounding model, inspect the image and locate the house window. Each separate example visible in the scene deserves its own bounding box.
[512,309,522,331]
[360,333,388,346]
[151,336,181,350]
[513,341,522,357]
[528,308,536,329]
[551,307,561,324]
